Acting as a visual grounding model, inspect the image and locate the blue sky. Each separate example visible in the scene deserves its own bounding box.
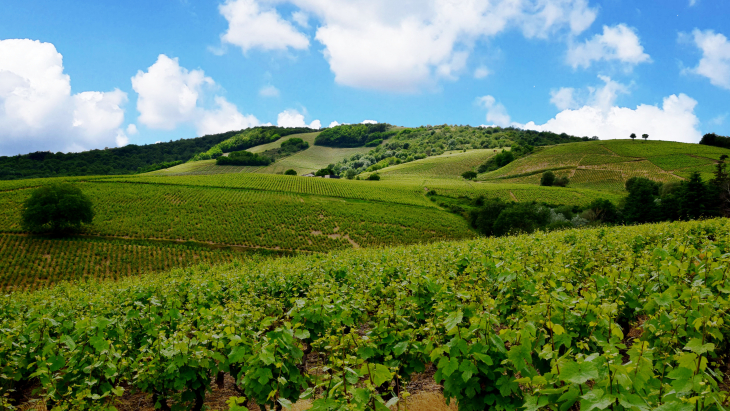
[1,0,729,155]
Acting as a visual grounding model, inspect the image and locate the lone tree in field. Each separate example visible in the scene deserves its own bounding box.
[22,184,94,234]
[630,133,637,141]
[540,170,555,186]
[642,133,649,142]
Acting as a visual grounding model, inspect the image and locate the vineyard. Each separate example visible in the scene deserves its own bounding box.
[0,234,246,292]
[2,219,729,410]
[478,140,730,191]
[365,150,495,180]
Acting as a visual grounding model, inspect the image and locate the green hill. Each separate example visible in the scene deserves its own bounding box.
[479,139,730,191]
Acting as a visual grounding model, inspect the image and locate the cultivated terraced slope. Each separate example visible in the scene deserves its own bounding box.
[479,139,730,191]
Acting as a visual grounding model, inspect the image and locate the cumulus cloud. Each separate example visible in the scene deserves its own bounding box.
[550,88,577,110]
[361,120,378,124]
[519,84,701,143]
[126,124,138,135]
[477,95,511,127]
[0,39,127,155]
[259,85,280,97]
[277,109,320,128]
[131,55,259,135]
[328,120,340,128]
[292,11,309,28]
[553,76,631,112]
[567,24,651,69]
[219,0,597,92]
[685,29,730,90]
[219,0,310,52]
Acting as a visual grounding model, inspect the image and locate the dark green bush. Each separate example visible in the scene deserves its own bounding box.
[540,171,555,186]
[461,171,477,180]
[284,169,297,176]
[22,184,94,234]
[216,151,272,166]
[367,173,381,181]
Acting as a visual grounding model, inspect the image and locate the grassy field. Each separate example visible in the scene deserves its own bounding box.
[479,139,730,191]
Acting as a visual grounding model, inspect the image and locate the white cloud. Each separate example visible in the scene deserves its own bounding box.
[519,93,702,143]
[685,29,730,90]
[361,120,378,124]
[689,0,698,6]
[116,130,129,147]
[292,11,309,28]
[276,109,320,128]
[197,97,260,135]
[474,66,490,79]
[219,0,310,52]
[328,120,340,128]
[259,85,280,97]
[126,124,138,135]
[0,39,127,155]
[567,24,651,69]
[550,88,577,110]
[131,54,259,135]
[477,95,511,127]
[219,0,597,92]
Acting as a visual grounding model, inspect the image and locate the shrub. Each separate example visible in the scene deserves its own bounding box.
[216,151,272,166]
[367,173,381,181]
[315,168,334,177]
[365,139,382,147]
[553,176,569,187]
[22,184,94,234]
[461,171,477,180]
[540,171,555,186]
[346,169,357,180]
[284,169,297,176]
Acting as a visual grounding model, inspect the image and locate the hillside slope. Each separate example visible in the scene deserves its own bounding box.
[3,219,728,410]
[479,139,730,191]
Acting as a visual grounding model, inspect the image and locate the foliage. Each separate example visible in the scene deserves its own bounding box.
[367,173,381,181]
[540,171,555,186]
[216,151,273,166]
[700,132,730,149]
[285,169,298,176]
[553,176,570,187]
[193,127,315,161]
[315,168,335,177]
[461,171,477,180]
[2,219,729,410]
[0,130,241,180]
[332,125,592,178]
[21,184,94,234]
[364,139,383,147]
[136,160,185,174]
[315,123,391,148]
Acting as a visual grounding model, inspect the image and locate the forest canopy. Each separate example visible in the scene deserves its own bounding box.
[314,123,392,147]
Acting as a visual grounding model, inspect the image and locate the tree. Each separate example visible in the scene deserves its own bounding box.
[21,184,94,234]
[461,171,477,180]
[622,177,661,223]
[541,171,555,186]
[284,169,297,176]
[630,133,637,141]
[642,133,649,142]
[367,173,381,181]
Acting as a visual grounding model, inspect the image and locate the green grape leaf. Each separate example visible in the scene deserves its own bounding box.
[560,360,598,385]
[684,338,715,355]
[393,341,408,356]
[443,310,463,331]
[294,329,310,340]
